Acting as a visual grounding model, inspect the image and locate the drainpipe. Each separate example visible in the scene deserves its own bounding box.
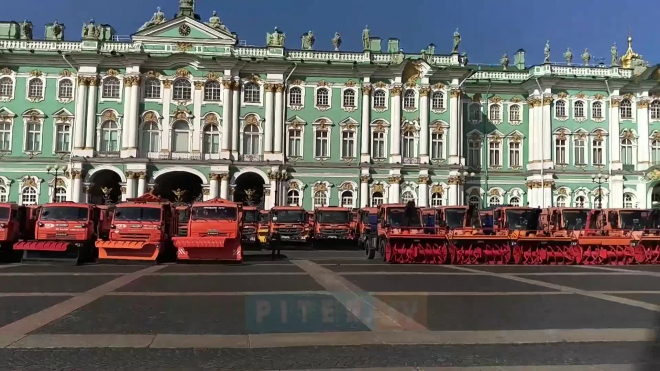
[534,78,545,207]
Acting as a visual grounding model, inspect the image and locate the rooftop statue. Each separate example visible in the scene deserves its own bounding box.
[563,47,572,66]
[332,32,341,51]
[139,6,166,31]
[20,19,32,40]
[82,18,100,39]
[362,26,370,51]
[582,48,591,66]
[267,27,285,47]
[452,28,461,53]
[207,11,227,31]
[611,43,618,66]
[500,53,509,70]
[543,40,550,63]
[301,30,315,50]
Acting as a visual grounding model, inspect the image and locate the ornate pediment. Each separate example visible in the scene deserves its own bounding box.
[133,15,237,46]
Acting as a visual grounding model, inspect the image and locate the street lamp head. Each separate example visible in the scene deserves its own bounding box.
[61,165,68,172]
[597,172,602,178]
[604,175,609,181]
[470,172,475,177]
[462,171,468,176]
[45,165,52,172]
[54,165,60,171]
[591,174,596,180]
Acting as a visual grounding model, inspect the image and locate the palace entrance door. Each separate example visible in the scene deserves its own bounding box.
[153,171,203,204]
[234,172,265,208]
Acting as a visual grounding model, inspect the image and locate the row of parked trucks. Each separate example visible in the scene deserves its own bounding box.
[0,194,658,265]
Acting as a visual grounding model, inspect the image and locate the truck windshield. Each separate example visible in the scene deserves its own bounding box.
[317,210,349,224]
[0,207,9,221]
[647,210,660,229]
[114,207,161,222]
[620,210,647,230]
[243,210,258,223]
[387,208,422,227]
[445,209,466,229]
[41,207,88,221]
[258,213,269,224]
[563,210,588,230]
[505,209,540,230]
[274,210,305,223]
[191,206,237,221]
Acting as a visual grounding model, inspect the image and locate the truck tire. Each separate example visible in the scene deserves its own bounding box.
[380,240,387,262]
[367,242,375,260]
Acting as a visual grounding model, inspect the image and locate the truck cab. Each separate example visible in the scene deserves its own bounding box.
[269,206,310,246]
[314,207,353,241]
[357,207,378,249]
[0,203,25,246]
[257,210,270,244]
[241,206,259,246]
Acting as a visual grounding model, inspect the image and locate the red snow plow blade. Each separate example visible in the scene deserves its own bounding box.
[512,234,583,265]
[172,237,226,248]
[14,241,69,251]
[13,240,86,264]
[639,237,660,264]
[448,234,511,265]
[383,229,448,264]
[172,237,242,262]
[96,240,161,261]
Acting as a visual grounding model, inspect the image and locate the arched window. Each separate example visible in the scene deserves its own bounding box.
[575,195,586,208]
[373,90,386,108]
[403,89,416,109]
[102,77,120,99]
[100,121,119,152]
[574,101,585,118]
[0,185,7,202]
[171,121,190,153]
[287,190,300,206]
[58,79,73,99]
[489,104,500,120]
[144,78,161,99]
[555,100,566,117]
[288,127,302,157]
[289,87,302,105]
[371,192,384,207]
[489,196,501,206]
[402,130,415,158]
[510,196,521,207]
[203,124,221,155]
[243,82,260,103]
[651,101,660,120]
[55,123,71,153]
[173,79,192,100]
[623,193,634,209]
[204,81,222,101]
[28,79,43,98]
[0,77,13,97]
[432,91,444,110]
[592,101,603,119]
[431,192,443,207]
[652,138,660,165]
[341,191,354,208]
[509,105,520,121]
[314,191,327,208]
[470,104,481,121]
[620,99,632,119]
[343,89,356,108]
[372,130,385,159]
[468,195,480,207]
[431,132,444,160]
[141,122,160,156]
[26,121,41,152]
[621,138,633,165]
[54,187,67,202]
[557,196,567,207]
[243,124,260,155]
[401,191,415,204]
[316,88,329,107]
[21,186,37,205]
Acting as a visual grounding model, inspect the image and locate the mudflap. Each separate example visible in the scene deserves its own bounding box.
[96,240,165,262]
[383,237,448,264]
[449,239,510,265]
[174,237,242,262]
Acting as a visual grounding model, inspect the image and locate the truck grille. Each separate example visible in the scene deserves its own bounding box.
[278,228,303,236]
[116,233,152,241]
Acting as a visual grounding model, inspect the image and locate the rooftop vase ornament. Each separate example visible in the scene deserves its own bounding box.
[21,19,33,40]
[139,7,166,31]
[452,28,461,53]
[500,53,509,70]
[582,48,591,66]
[207,11,227,31]
[544,40,550,63]
[267,27,285,47]
[301,30,315,50]
[332,32,342,51]
[362,25,370,50]
[564,47,573,65]
[611,43,618,66]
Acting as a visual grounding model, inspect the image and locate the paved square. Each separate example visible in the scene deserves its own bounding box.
[0,297,68,327]
[344,274,558,292]
[0,275,118,293]
[524,274,660,291]
[120,274,323,292]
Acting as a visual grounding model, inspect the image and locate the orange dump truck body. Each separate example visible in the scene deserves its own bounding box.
[635,208,660,263]
[172,198,243,261]
[269,206,311,245]
[314,207,353,241]
[96,194,174,262]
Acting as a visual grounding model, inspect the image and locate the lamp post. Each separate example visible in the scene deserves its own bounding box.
[456,163,475,206]
[591,172,609,209]
[46,165,67,203]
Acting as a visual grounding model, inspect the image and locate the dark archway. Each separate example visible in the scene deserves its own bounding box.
[234,172,265,207]
[153,171,203,204]
[89,170,122,205]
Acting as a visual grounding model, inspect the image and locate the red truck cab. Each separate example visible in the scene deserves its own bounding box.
[314,207,353,242]
[357,207,377,249]
[269,206,310,246]
[241,206,259,246]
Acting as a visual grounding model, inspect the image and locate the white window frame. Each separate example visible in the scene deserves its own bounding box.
[467,133,482,168]
[651,133,660,165]
[285,117,306,158]
[98,120,121,153]
[554,132,569,165]
[371,191,384,207]
[339,188,356,208]
[172,78,192,102]
[620,132,637,167]
[314,87,332,111]
[430,122,448,162]
[143,77,162,101]
[431,192,443,207]
[554,99,568,121]
[203,80,223,103]
[242,82,262,106]
[0,75,16,102]
[591,132,606,166]
[239,115,264,157]
[53,119,72,154]
[469,103,482,124]
[341,87,358,112]
[0,109,15,153]
[431,90,446,113]
[22,110,44,154]
[623,192,636,209]
[650,100,660,122]
[573,133,588,166]
[312,181,331,208]
[468,195,480,207]
[339,118,358,159]
[26,76,45,103]
[508,138,522,169]
[487,136,503,168]
[202,121,222,160]
[402,89,417,112]
[140,120,161,159]
[287,189,301,206]
[371,128,387,160]
[100,76,122,102]
[56,77,75,104]
[508,104,521,124]
[18,176,41,206]
[591,100,605,122]
[620,99,634,121]
[573,99,586,121]
[287,85,304,110]
[372,89,388,111]
[488,103,502,124]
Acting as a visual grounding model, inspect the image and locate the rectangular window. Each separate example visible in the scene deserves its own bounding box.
[652,140,660,164]
[26,123,41,151]
[468,140,481,167]
[575,139,586,165]
[341,131,355,158]
[509,141,520,167]
[288,129,302,157]
[372,131,385,158]
[593,140,604,165]
[555,138,566,164]
[0,122,11,151]
[489,141,500,167]
[55,124,70,152]
[315,130,329,157]
[621,141,633,165]
[431,133,444,160]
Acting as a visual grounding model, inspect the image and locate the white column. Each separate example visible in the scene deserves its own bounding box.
[360,176,369,208]
[209,174,219,199]
[610,175,624,208]
[419,87,430,164]
[389,178,400,204]
[73,78,88,150]
[637,100,650,170]
[125,174,136,200]
[231,82,240,159]
[542,97,552,168]
[543,182,553,208]
[128,78,140,149]
[137,173,146,197]
[390,87,401,163]
[160,81,172,152]
[360,86,371,162]
[637,182,647,209]
[418,176,428,207]
[274,84,284,154]
[121,80,132,149]
[84,79,97,150]
[220,175,229,199]
[72,172,83,203]
[610,98,622,170]
[527,100,537,168]
[221,81,232,157]
[533,102,542,167]
[448,89,460,165]
[192,82,203,153]
[264,84,275,153]
[269,177,278,208]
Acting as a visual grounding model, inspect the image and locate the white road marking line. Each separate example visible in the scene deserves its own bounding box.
[334,271,644,276]
[0,264,21,270]
[581,265,660,277]
[0,293,76,297]
[371,291,572,296]
[264,366,643,371]
[337,272,488,275]
[107,291,332,296]
[445,265,660,312]
[149,272,309,276]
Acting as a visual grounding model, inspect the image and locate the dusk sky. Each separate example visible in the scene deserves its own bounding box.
[3,0,653,66]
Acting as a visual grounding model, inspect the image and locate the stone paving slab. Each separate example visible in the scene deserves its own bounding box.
[469,265,597,273]
[376,294,659,331]
[119,274,322,292]
[0,275,117,293]
[610,293,660,307]
[605,265,660,272]
[159,264,304,273]
[345,274,557,293]
[0,297,67,327]
[35,295,369,335]
[526,274,660,292]
[324,264,460,273]
[0,264,146,274]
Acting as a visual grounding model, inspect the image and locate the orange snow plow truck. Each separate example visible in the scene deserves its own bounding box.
[0,203,29,261]
[269,206,311,247]
[314,207,354,243]
[96,194,176,262]
[172,198,243,262]
[14,202,111,264]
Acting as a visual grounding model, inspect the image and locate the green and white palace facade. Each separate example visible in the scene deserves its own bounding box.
[0,0,659,210]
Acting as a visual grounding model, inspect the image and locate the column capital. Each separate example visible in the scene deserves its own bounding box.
[125,171,138,179]
[209,172,220,181]
[88,77,100,86]
[275,84,286,93]
[194,81,204,90]
[123,77,134,87]
[361,85,372,95]
[222,80,233,89]
[419,86,431,97]
[449,89,462,98]
[542,97,553,106]
[390,86,403,96]
[136,171,147,180]
[638,99,650,108]
[447,176,464,185]
[70,170,83,179]
[264,83,275,93]
[611,98,621,107]
[360,174,371,183]
[163,80,172,89]
[78,77,90,86]
[388,175,402,184]
[417,175,430,184]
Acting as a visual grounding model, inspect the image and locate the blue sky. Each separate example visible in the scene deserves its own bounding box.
[4,0,653,66]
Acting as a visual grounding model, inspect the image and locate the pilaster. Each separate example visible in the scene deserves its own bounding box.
[273,84,285,155]
[84,77,98,152]
[264,83,275,154]
[360,85,371,163]
[160,80,172,152]
[192,81,203,153]
[542,96,553,169]
[637,98,650,170]
[120,78,134,157]
[419,86,430,164]
[359,172,370,208]
[128,76,141,151]
[389,86,402,164]
[231,81,240,159]
[220,80,232,159]
[609,175,624,208]
[448,88,461,165]
[73,77,89,154]
[417,173,429,207]
[609,97,622,170]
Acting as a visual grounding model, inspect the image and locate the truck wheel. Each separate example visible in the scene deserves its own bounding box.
[380,240,387,262]
[367,242,375,260]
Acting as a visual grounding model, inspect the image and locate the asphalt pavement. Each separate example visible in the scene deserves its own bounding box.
[0,248,658,370]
